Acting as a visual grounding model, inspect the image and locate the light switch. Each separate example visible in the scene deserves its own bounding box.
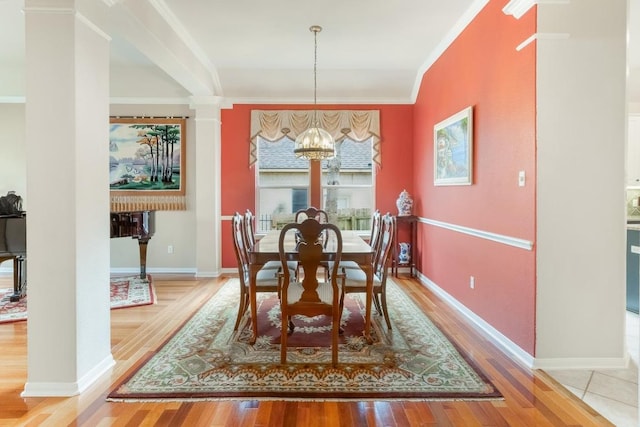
[518,171,526,187]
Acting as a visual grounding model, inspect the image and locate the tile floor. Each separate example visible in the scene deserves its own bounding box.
[546,311,639,427]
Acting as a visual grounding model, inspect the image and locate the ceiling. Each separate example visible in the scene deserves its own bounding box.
[0,0,639,104]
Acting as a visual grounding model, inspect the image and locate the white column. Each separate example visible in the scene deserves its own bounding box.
[535,0,627,367]
[22,0,113,396]
[190,96,224,277]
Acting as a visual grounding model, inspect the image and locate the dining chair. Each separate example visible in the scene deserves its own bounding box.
[278,218,343,366]
[330,209,381,273]
[294,206,329,224]
[244,209,296,272]
[293,207,331,278]
[231,212,283,331]
[340,213,395,329]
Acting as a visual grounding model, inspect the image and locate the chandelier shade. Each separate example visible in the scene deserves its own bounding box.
[294,25,335,160]
[294,126,336,160]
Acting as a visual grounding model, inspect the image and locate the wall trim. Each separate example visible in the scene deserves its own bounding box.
[417,271,535,369]
[503,0,570,19]
[411,0,489,103]
[516,32,570,51]
[418,272,629,371]
[109,267,197,275]
[419,217,534,250]
[21,354,115,397]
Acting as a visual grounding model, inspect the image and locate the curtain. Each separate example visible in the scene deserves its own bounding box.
[250,110,381,166]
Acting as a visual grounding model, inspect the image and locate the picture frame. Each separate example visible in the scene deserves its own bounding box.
[434,106,473,186]
[109,117,186,197]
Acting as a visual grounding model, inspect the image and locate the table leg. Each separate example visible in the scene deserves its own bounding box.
[248,263,261,345]
[137,238,150,279]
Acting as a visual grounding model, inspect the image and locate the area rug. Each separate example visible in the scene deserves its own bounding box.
[0,275,155,324]
[107,277,502,402]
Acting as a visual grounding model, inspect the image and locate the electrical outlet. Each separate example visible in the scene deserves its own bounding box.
[518,171,526,187]
[470,276,475,289]
[167,245,174,254]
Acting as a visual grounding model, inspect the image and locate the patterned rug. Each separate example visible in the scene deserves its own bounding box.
[108,278,502,401]
[0,275,155,324]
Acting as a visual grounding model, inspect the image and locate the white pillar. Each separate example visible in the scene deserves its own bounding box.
[535,0,627,367]
[190,97,224,277]
[22,0,113,396]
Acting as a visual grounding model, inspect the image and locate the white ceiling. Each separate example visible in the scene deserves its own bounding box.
[1,0,639,104]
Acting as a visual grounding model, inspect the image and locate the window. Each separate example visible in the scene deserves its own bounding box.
[322,138,374,232]
[256,136,374,233]
[256,136,309,232]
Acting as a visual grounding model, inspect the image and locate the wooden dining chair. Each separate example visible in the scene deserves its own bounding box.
[244,209,296,272]
[294,206,329,224]
[278,218,343,366]
[231,212,282,331]
[294,207,330,278]
[340,213,395,329]
[330,209,382,273]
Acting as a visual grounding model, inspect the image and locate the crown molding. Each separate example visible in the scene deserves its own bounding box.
[503,0,570,19]
[410,0,489,103]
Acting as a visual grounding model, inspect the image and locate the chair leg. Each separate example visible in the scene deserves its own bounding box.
[380,290,392,330]
[372,293,383,315]
[233,293,248,331]
[332,310,339,366]
[338,293,345,335]
[281,311,288,364]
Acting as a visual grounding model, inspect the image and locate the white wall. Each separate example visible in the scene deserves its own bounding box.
[109,104,197,274]
[0,103,199,275]
[0,104,26,204]
[0,103,26,272]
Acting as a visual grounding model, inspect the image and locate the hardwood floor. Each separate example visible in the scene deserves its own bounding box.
[0,275,614,426]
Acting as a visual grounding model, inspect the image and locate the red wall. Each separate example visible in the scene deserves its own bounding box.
[221,104,413,269]
[220,0,538,355]
[413,1,537,353]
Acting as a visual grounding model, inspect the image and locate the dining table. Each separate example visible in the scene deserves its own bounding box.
[248,229,374,345]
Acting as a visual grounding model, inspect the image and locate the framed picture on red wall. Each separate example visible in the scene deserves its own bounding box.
[434,106,473,186]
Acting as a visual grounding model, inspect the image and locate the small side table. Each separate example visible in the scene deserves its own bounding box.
[392,215,418,277]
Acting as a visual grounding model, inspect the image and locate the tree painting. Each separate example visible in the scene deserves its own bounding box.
[109,118,186,195]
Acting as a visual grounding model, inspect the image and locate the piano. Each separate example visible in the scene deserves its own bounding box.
[0,213,26,302]
[110,210,155,279]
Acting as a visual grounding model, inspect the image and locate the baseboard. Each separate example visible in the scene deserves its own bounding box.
[532,355,629,371]
[21,354,115,397]
[109,267,197,275]
[416,272,630,371]
[416,271,535,369]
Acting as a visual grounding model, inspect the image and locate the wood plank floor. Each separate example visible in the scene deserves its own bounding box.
[0,275,614,426]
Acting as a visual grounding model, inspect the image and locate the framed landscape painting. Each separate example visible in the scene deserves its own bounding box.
[434,106,473,186]
[109,117,186,197]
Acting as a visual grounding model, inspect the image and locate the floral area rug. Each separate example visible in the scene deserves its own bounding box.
[108,277,502,402]
[0,275,155,324]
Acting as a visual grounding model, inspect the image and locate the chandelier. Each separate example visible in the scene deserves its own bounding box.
[294,25,335,160]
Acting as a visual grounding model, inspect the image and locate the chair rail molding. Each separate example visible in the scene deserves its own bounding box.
[503,0,570,19]
[516,32,570,51]
[419,217,534,251]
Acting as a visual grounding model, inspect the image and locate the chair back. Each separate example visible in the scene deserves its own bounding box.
[368,209,382,264]
[373,213,395,281]
[231,212,250,283]
[294,207,329,223]
[244,209,257,250]
[279,219,342,309]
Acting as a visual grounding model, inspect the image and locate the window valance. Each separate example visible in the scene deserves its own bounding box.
[250,110,381,166]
